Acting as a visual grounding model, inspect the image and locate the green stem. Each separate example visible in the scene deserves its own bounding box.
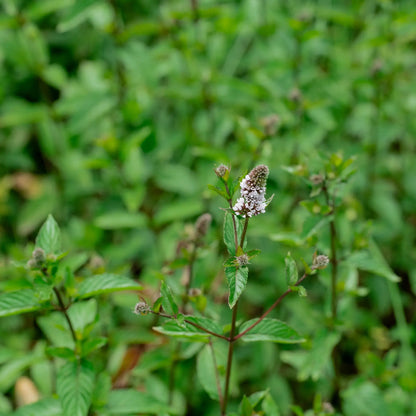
[53,287,77,344]
[155,312,229,341]
[221,301,238,416]
[323,182,338,323]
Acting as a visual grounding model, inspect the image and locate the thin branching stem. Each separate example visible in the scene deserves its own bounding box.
[323,180,338,323]
[155,312,229,341]
[233,273,308,342]
[53,287,77,344]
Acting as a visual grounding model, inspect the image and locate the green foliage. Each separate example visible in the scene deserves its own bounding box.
[1,1,415,415]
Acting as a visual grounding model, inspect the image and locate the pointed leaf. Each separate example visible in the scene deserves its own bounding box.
[238,318,305,343]
[106,389,174,414]
[196,342,227,401]
[160,281,178,315]
[14,398,62,416]
[153,316,221,342]
[223,213,246,255]
[77,274,142,298]
[225,266,248,308]
[35,214,61,254]
[0,290,42,317]
[347,239,400,282]
[285,253,298,285]
[57,360,95,416]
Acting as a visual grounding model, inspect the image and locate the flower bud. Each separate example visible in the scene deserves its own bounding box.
[188,288,202,297]
[309,174,324,185]
[260,114,280,136]
[195,213,212,240]
[312,254,330,270]
[215,164,229,178]
[133,302,151,316]
[32,248,46,263]
[236,254,249,267]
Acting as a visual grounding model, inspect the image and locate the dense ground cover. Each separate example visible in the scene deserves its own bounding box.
[1,0,416,415]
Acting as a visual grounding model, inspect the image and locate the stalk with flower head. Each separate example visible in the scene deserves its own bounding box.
[134,164,329,415]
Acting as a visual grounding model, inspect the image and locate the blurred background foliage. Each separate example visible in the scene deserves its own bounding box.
[1,0,416,415]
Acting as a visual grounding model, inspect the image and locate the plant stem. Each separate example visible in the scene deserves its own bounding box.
[239,218,249,248]
[221,301,238,416]
[234,272,308,341]
[323,182,338,324]
[53,287,77,344]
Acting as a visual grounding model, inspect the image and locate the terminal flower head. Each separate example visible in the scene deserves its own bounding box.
[233,165,271,218]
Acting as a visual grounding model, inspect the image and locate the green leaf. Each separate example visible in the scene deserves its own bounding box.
[46,347,77,360]
[239,395,253,416]
[342,380,389,416]
[14,398,62,416]
[35,214,61,254]
[262,393,281,416]
[106,389,174,414]
[347,239,400,282]
[225,266,248,309]
[0,354,42,393]
[57,360,95,416]
[285,252,298,285]
[81,337,107,356]
[238,319,305,343]
[67,299,97,337]
[224,212,238,255]
[281,329,340,380]
[208,184,228,199]
[153,316,221,342]
[160,281,178,315]
[94,211,146,229]
[0,289,42,317]
[196,342,227,401]
[77,274,142,298]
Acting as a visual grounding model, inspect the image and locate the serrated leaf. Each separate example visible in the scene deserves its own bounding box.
[0,290,42,317]
[285,253,298,285]
[153,316,221,342]
[14,398,62,416]
[196,342,227,401]
[238,318,305,343]
[225,266,248,308]
[57,360,95,416]
[106,389,174,414]
[35,214,61,254]
[81,337,107,356]
[46,347,76,360]
[160,281,178,315]
[281,329,340,381]
[77,274,142,298]
[67,299,97,337]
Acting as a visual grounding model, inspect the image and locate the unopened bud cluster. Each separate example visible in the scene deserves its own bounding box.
[236,254,249,267]
[133,301,151,316]
[215,164,229,178]
[312,255,330,270]
[194,213,212,241]
[27,248,46,269]
[233,165,269,218]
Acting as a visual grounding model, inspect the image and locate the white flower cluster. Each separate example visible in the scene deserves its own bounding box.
[233,165,269,218]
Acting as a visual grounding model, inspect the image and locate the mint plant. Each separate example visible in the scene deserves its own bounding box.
[136,165,329,415]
